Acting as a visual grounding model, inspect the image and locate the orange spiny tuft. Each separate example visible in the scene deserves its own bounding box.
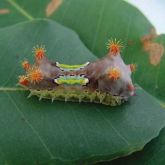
[106,39,123,55]
[19,75,29,86]
[27,67,43,84]
[33,45,46,60]
[108,67,121,80]
[130,64,137,73]
[22,60,30,70]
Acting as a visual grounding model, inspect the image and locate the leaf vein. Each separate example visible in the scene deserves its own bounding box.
[95,108,131,146]
[4,91,55,159]
[7,0,34,20]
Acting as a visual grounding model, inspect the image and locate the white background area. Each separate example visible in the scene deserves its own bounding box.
[125,0,165,34]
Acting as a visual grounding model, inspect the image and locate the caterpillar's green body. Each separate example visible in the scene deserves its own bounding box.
[54,75,89,85]
[56,62,89,71]
[18,40,135,106]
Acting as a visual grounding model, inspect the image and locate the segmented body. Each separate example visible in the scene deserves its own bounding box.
[18,39,136,106]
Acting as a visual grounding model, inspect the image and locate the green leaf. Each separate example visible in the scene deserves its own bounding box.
[97,127,165,165]
[1,0,165,164]
[0,19,165,165]
[0,0,28,27]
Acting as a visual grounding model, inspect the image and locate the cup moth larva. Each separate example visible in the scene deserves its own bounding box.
[18,39,136,106]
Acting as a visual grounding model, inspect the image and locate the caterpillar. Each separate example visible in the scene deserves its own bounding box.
[18,39,136,106]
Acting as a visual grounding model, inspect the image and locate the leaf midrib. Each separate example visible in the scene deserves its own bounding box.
[7,0,34,20]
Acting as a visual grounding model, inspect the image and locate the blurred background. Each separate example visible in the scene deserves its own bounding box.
[125,0,165,34]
